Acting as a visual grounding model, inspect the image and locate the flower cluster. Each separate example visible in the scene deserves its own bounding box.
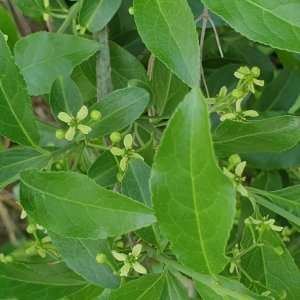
[112,244,147,277]
[111,134,144,173]
[245,216,284,233]
[223,155,248,196]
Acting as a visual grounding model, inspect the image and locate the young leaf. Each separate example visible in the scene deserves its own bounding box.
[83,87,149,139]
[159,272,189,300]
[110,41,150,89]
[248,186,300,228]
[134,0,200,87]
[106,272,165,300]
[0,31,40,148]
[152,58,189,116]
[151,87,236,275]
[20,169,156,239]
[0,263,92,300]
[49,231,121,289]
[241,226,300,299]
[0,147,51,188]
[213,116,300,157]
[50,76,83,127]
[14,32,102,95]
[88,151,119,188]
[122,159,162,248]
[201,0,300,53]
[79,0,122,33]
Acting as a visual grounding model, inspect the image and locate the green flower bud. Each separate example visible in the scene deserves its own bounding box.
[244,218,252,226]
[229,154,241,166]
[55,129,66,140]
[128,6,134,15]
[279,290,287,299]
[0,253,6,263]
[96,253,107,264]
[117,173,123,182]
[27,224,37,234]
[251,66,260,77]
[56,163,62,170]
[274,246,284,256]
[90,110,102,121]
[116,241,124,248]
[232,89,243,99]
[110,132,122,143]
[5,255,14,263]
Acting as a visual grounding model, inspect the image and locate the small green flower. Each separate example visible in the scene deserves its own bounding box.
[223,161,248,196]
[96,253,108,264]
[57,106,92,141]
[112,244,147,277]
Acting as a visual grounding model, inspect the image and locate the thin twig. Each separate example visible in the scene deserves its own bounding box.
[199,6,208,88]
[0,195,22,211]
[208,18,224,58]
[0,201,17,245]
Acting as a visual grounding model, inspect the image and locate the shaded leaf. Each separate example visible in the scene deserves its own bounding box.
[151,87,235,275]
[20,169,156,239]
[15,32,101,95]
[134,0,200,87]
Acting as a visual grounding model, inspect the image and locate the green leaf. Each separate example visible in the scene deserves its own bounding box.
[79,0,122,32]
[83,87,149,139]
[194,275,265,300]
[122,159,162,248]
[49,231,121,289]
[14,0,44,19]
[0,263,92,300]
[136,133,154,167]
[0,5,19,52]
[159,272,189,300]
[50,76,83,127]
[0,31,41,148]
[241,142,300,171]
[110,41,150,90]
[152,58,189,116]
[15,32,102,95]
[248,186,300,228]
[81,146,97,172]
[134,0,200,87]
[135,119,163,141]
[20,169,156,239]
[241,226,300,299]
[201,0,300,53]
[66,284,104,300]
[0,147,51,188]
[128,79,155,109]
[254,67,300,112]
[107,272,165,300]
[151,87,236,275]
[88,151,119,188]
[213,116,300,158]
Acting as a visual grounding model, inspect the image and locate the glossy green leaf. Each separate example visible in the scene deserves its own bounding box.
[0,31,41,148]
[79,0,122,32]
[110,41,150,90]
[107,272,165,300]
[251,171,282,192]
[88,151,119,188]
[241,226,300,299]
[134,0,200,87]
[0,147,50,188]
[194,275,265,300]
[49,231,121,289]
[66,283,104,300]
[122,159,162,247]
[0,263,92,300]
[15,32,102,95]
[213,116,300,158]
[50,76,83,127]
[276,49,300,69]
[255,68,300,112]
[135,119,163,141]
[241,142,300,171]
[83,88,149,139]
[20,169,156,239]
[71,56,97,102]
[201,0,300,53]
[136,133,154,167]
[151,87,236,275]
[128,79,155,109]
[14,0,44,19]
[0,5,19,51]
[81,147,97,172]
[159,273,189,300]
[249,186,300,228]
[152,58,189,116]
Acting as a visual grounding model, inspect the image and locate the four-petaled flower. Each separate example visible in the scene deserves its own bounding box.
[58,106,92,141]
[249,217,283,232]
[112,244,147,277]
[223,161,248,196]
[111,134,144,172]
